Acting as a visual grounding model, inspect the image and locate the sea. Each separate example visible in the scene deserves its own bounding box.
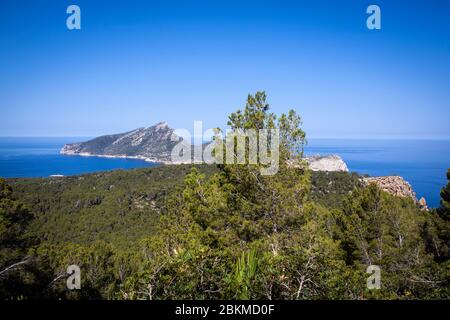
[0,137,449,208]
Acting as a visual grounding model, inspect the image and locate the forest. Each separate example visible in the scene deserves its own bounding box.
[1,92,449,300]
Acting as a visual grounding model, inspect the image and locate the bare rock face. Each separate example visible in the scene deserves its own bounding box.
[304,155,349,172]
[419,197,428,210]
[363,176,418,203]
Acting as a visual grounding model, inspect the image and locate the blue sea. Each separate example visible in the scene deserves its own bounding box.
[304,139,450,208]
[0,137,158,178]
[0,137,449,208]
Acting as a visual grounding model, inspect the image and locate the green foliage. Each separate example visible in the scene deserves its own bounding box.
[228,91,275,131]
[422,169,450,264]
[31,241,138,299]
[9,165,217,249]
[0,178,33,248]
[438,169,450,221]
[340,184,448,299]
[1,93,448,300]
[230,250,260,299]
[0,178,35,299]
[310,171,364,208]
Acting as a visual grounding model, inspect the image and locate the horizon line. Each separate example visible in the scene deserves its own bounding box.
[1,135,450,141]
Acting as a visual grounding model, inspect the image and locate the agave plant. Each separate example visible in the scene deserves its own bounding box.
[233,249,259,299]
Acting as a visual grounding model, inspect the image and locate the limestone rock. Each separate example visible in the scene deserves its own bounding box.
[304,155,349,172]
[419,197,428,211]
[363,176,418,203]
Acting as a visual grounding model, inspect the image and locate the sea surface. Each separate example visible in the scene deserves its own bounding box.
[0,137,449,208]
[304,139,450,208]
[0,137,158,178]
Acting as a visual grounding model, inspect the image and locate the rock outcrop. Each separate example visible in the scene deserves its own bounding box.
[418,197,428,210]
[304,155,349,172]
[363,176,418,203]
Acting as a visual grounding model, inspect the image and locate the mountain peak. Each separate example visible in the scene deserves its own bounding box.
[153,121,169,130]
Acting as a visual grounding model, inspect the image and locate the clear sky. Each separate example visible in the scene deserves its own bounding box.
[0,0,449,139]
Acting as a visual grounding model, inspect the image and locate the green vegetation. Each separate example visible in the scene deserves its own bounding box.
[1,92,448,300]
[9,164,217,249]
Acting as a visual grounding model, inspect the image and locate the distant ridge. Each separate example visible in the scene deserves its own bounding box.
[60,122,181,163]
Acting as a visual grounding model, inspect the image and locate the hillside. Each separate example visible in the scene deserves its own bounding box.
[8,165,215,248]
[7,165,362,249]
[61,122,180,163]
[2,92,448,300]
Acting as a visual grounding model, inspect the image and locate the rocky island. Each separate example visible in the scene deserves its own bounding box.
[60,122,180,164]
[62,122,351,170]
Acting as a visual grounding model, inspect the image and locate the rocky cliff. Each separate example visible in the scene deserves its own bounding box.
[302,157,422,205]
[304,155,349,172]
[363,176,418,203]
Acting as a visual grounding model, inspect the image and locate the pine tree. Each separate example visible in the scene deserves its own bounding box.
[438,169,450,221]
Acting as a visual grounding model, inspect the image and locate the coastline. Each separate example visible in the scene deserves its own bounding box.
[60,150,171,165]
[11,139,444,208]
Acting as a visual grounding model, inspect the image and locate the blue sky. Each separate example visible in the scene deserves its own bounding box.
[0,0,449,139]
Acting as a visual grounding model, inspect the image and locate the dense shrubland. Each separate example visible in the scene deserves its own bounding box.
[1,92,448,299]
